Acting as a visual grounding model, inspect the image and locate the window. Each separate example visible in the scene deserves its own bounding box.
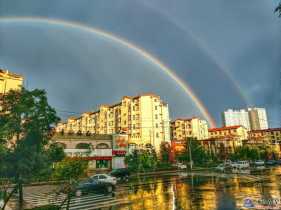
[96,160,109,169]
[156,123,158,128]
[155,106,157,110]
[156,132,159,138]
[155,114,158,119]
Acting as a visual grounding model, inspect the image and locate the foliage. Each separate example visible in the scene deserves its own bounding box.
[125,149,158,172]
[52,158,88,181]
[160,142,170,163]
[229,145,280,161]
[47,143,66,163]
[0,88,61,209]
[176,138,212,165]
[275,2,281,17]
[52,158,88,210]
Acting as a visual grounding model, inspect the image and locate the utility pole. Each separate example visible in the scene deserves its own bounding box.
[187,138,193,171]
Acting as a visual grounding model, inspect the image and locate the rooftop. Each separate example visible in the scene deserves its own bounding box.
[209,125,243,132]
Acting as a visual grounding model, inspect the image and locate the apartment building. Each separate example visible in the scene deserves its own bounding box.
[0,69,24,95]
[222,107,269,130]
[248,107,268,130]
[56,93,170,151]
[222,109,250,130]
[248,128,281,143]
[170,117,209,140]
[208,125,248,141]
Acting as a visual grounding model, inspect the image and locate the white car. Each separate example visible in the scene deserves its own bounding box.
[91,174,117,185]
[231,161,250,169]
[175,163,187,169]
[215,164,225,171]
[254,160,265,166]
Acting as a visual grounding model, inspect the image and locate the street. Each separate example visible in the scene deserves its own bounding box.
[8,166,281,210]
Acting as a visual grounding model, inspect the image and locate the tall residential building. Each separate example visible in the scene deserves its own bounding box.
[0,69,24,95]
[56,93,170,152]
[248,107,268,130]
[222,107,268,131]
[222,109,250,130]
[170,117,209,140]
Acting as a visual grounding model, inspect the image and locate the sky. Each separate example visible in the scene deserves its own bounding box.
[0,0,280,127]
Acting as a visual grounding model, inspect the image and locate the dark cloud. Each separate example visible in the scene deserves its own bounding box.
[0,0,280,127]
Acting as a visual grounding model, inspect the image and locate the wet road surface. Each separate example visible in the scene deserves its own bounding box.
[9,166,281,210]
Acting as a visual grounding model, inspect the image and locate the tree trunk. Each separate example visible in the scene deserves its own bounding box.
[1,186,17,210]
[18,181,23,210]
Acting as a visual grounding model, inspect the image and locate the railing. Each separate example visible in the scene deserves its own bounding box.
[64,149,112,157]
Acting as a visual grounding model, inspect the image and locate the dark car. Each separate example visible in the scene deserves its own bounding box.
[276,159,281,165]
[109,168,130,180]
[266,160,277,166]
[74,178,115,196]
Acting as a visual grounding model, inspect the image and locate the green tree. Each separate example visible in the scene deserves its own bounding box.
[53,158,88,210]
[0,88,61,210]
[229,146,262,161]
[176,138,211,166]
[160,142,170,163]
[125,149,157,173]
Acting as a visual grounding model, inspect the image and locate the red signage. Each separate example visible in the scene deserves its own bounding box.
[112,150,127,156]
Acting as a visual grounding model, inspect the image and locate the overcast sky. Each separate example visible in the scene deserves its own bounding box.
[0,0,280,127]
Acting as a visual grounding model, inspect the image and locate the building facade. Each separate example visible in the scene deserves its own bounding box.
[222,109,250,130]
[248,128,281,144]
[0,69,24,95]
[170,117,209,140]
[208,125,248,141]
[52,133,128,170]
[248,107,268,130]
[56,93,170,152]
[222,107,268,131]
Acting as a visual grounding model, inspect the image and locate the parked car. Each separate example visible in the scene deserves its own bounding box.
[231,161,250,169]
[266,160,277,166]
[109,168,130,180]
[215,163,225,171]
[254,160,265,166]
[174,163,187,169]
[276,159,281,165]
[74,178,115,196]
[91,174,117,185]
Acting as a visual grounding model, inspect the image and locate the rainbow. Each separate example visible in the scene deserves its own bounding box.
[0,16,217,127]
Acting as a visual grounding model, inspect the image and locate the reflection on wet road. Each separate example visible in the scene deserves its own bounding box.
[113,167,281,210]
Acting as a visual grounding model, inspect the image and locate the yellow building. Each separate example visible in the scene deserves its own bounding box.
[248,128,281,143]
[171,117,209,140]
[56,93,170,152]
[208,125,248,141]
[0,69,23,95]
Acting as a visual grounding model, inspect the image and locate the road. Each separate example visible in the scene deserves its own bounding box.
[8,166,281,210]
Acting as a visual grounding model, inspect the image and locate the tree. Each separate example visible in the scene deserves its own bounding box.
[176,138,211,166]
[0,88,61,209]
[229,146,262,161]
[275,2,281,17]
[160,142,170,163]
[125,149,158,173]
[53,158,88,210]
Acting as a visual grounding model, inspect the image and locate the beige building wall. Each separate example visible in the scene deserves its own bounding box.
[0,69,24,95]
[208,125,248,141]
[171,118,209,141]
